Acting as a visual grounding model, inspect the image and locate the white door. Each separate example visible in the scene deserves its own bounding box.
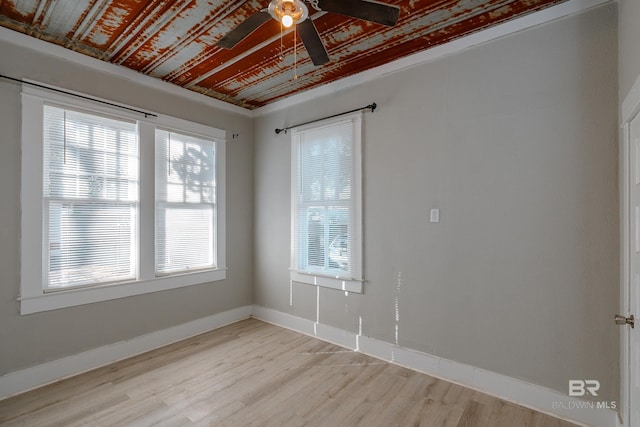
[624,110,640,426]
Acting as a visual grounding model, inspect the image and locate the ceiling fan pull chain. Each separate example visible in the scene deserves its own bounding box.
[293,23,298,79]
[279,22,284,60]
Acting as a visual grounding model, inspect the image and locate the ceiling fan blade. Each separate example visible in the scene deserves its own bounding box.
[317,0,400,26]
[217,10,271,49]
[297,19,330,66]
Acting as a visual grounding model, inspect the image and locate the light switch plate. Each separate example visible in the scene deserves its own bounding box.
[430,208,440,223]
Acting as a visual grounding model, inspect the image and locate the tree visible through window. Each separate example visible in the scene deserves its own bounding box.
[155,130,216,274]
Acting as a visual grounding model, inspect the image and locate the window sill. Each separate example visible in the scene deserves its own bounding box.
[20,268,226,315]
[290,271,363,293]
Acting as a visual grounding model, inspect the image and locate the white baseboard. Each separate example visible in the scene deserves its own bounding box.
[251,305,358,350]
[251,305,618,427]
[0,304,619,427]
[0,305,252,401]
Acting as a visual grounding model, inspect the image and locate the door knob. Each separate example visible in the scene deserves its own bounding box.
[615,314,635,328]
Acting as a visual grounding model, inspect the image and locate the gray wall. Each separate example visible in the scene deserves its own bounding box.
[0,0,621,404]
[619,0,640,101]
[0,39,254,375]
[254,3,619,400]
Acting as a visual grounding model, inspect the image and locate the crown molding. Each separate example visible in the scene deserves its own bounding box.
[253,0,612,116]
[0,26,253,118]
[0,0,611,118]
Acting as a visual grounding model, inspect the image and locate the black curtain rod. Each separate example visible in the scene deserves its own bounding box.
[275,102,377,135]
[0,74,158,118]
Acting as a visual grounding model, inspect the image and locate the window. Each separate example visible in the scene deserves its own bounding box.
[290,113,363,293]
[43,106,139,289]
[20,84,226,314]
[155,130,216,274]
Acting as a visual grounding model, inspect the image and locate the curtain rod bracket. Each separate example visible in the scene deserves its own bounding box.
[275,102,377,135]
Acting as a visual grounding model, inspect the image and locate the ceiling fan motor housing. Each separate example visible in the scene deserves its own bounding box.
[268,0,309,27]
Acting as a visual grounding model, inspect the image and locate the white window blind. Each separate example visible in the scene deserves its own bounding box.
[292,115,362,286]
[43,105,139,289]
[155,130,216,275]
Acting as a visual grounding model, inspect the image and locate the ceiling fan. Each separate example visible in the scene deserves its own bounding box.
[217,0,401,66]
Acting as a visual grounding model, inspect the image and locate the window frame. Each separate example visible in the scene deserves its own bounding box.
[154,127,219,276]
[42,104,140,290]
[290,112,363,293]
[20,84,226,315]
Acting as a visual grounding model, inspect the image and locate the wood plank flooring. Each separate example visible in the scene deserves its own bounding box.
[0,318,579,427]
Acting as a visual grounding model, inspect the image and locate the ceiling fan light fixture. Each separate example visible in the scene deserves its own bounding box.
[281,14,294,28]
[268,0,308,28]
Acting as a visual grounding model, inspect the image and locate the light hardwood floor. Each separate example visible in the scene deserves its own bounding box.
[0,318,579,427]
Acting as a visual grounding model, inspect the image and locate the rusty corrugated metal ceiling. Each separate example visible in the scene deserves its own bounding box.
[0,0,568,110]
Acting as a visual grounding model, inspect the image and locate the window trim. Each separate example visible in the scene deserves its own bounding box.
[154,128,219,276]
[42,104,140,290]
[20,84,226,315]
[289,112,363,293]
